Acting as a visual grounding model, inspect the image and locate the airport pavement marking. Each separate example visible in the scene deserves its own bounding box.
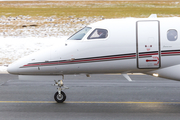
[0,101,180,104]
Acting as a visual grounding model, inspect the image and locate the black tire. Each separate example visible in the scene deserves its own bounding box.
[54,91,66,103]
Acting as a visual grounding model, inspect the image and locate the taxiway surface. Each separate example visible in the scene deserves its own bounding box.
[0,74,180,120]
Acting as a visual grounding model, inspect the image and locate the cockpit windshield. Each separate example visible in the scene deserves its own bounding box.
[68,27,91,40]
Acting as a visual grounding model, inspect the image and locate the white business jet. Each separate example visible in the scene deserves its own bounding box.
[7,14,180,103]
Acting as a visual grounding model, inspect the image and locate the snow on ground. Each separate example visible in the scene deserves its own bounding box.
[0,15,104,73]
[0,15,104,38]
[0,65,8,73]
[0,36,68,73]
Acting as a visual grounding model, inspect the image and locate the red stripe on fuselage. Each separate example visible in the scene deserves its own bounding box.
[22,54,136,67]
[22,51,180,68]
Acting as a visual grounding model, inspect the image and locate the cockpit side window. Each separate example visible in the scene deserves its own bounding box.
[87,29,108,40]
[68,27,91,40]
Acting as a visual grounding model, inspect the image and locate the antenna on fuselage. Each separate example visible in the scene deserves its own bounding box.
[122,73,132,82]
[148,14,157,18]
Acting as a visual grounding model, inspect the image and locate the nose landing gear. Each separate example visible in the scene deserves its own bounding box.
[54,80,68,103]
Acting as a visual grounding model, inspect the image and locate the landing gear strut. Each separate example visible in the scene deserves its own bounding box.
[54,79,68,103]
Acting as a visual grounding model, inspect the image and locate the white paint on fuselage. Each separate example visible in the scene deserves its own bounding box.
[7,17,180,80]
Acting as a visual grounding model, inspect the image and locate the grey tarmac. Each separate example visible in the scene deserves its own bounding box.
[0,74,180,120]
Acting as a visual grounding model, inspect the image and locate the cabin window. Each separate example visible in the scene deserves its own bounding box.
[87,29,108,39]
[68,27,91,40]
[167,29,178,41]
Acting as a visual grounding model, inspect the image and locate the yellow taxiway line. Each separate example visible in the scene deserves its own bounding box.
[0,101,180,104]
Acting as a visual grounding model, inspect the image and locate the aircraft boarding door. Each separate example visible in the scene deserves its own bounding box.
[136,20,160,69]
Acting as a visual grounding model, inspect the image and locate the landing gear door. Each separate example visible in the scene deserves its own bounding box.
[136,20,160,69]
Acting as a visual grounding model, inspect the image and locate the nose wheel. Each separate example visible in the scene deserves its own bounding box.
[54,80,68,103]
[54,91,66,103]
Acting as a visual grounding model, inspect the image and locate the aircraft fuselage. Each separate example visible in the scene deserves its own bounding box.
[8,17,180,80]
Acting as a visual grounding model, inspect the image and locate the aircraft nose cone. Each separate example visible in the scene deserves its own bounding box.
[7,63,19,75]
